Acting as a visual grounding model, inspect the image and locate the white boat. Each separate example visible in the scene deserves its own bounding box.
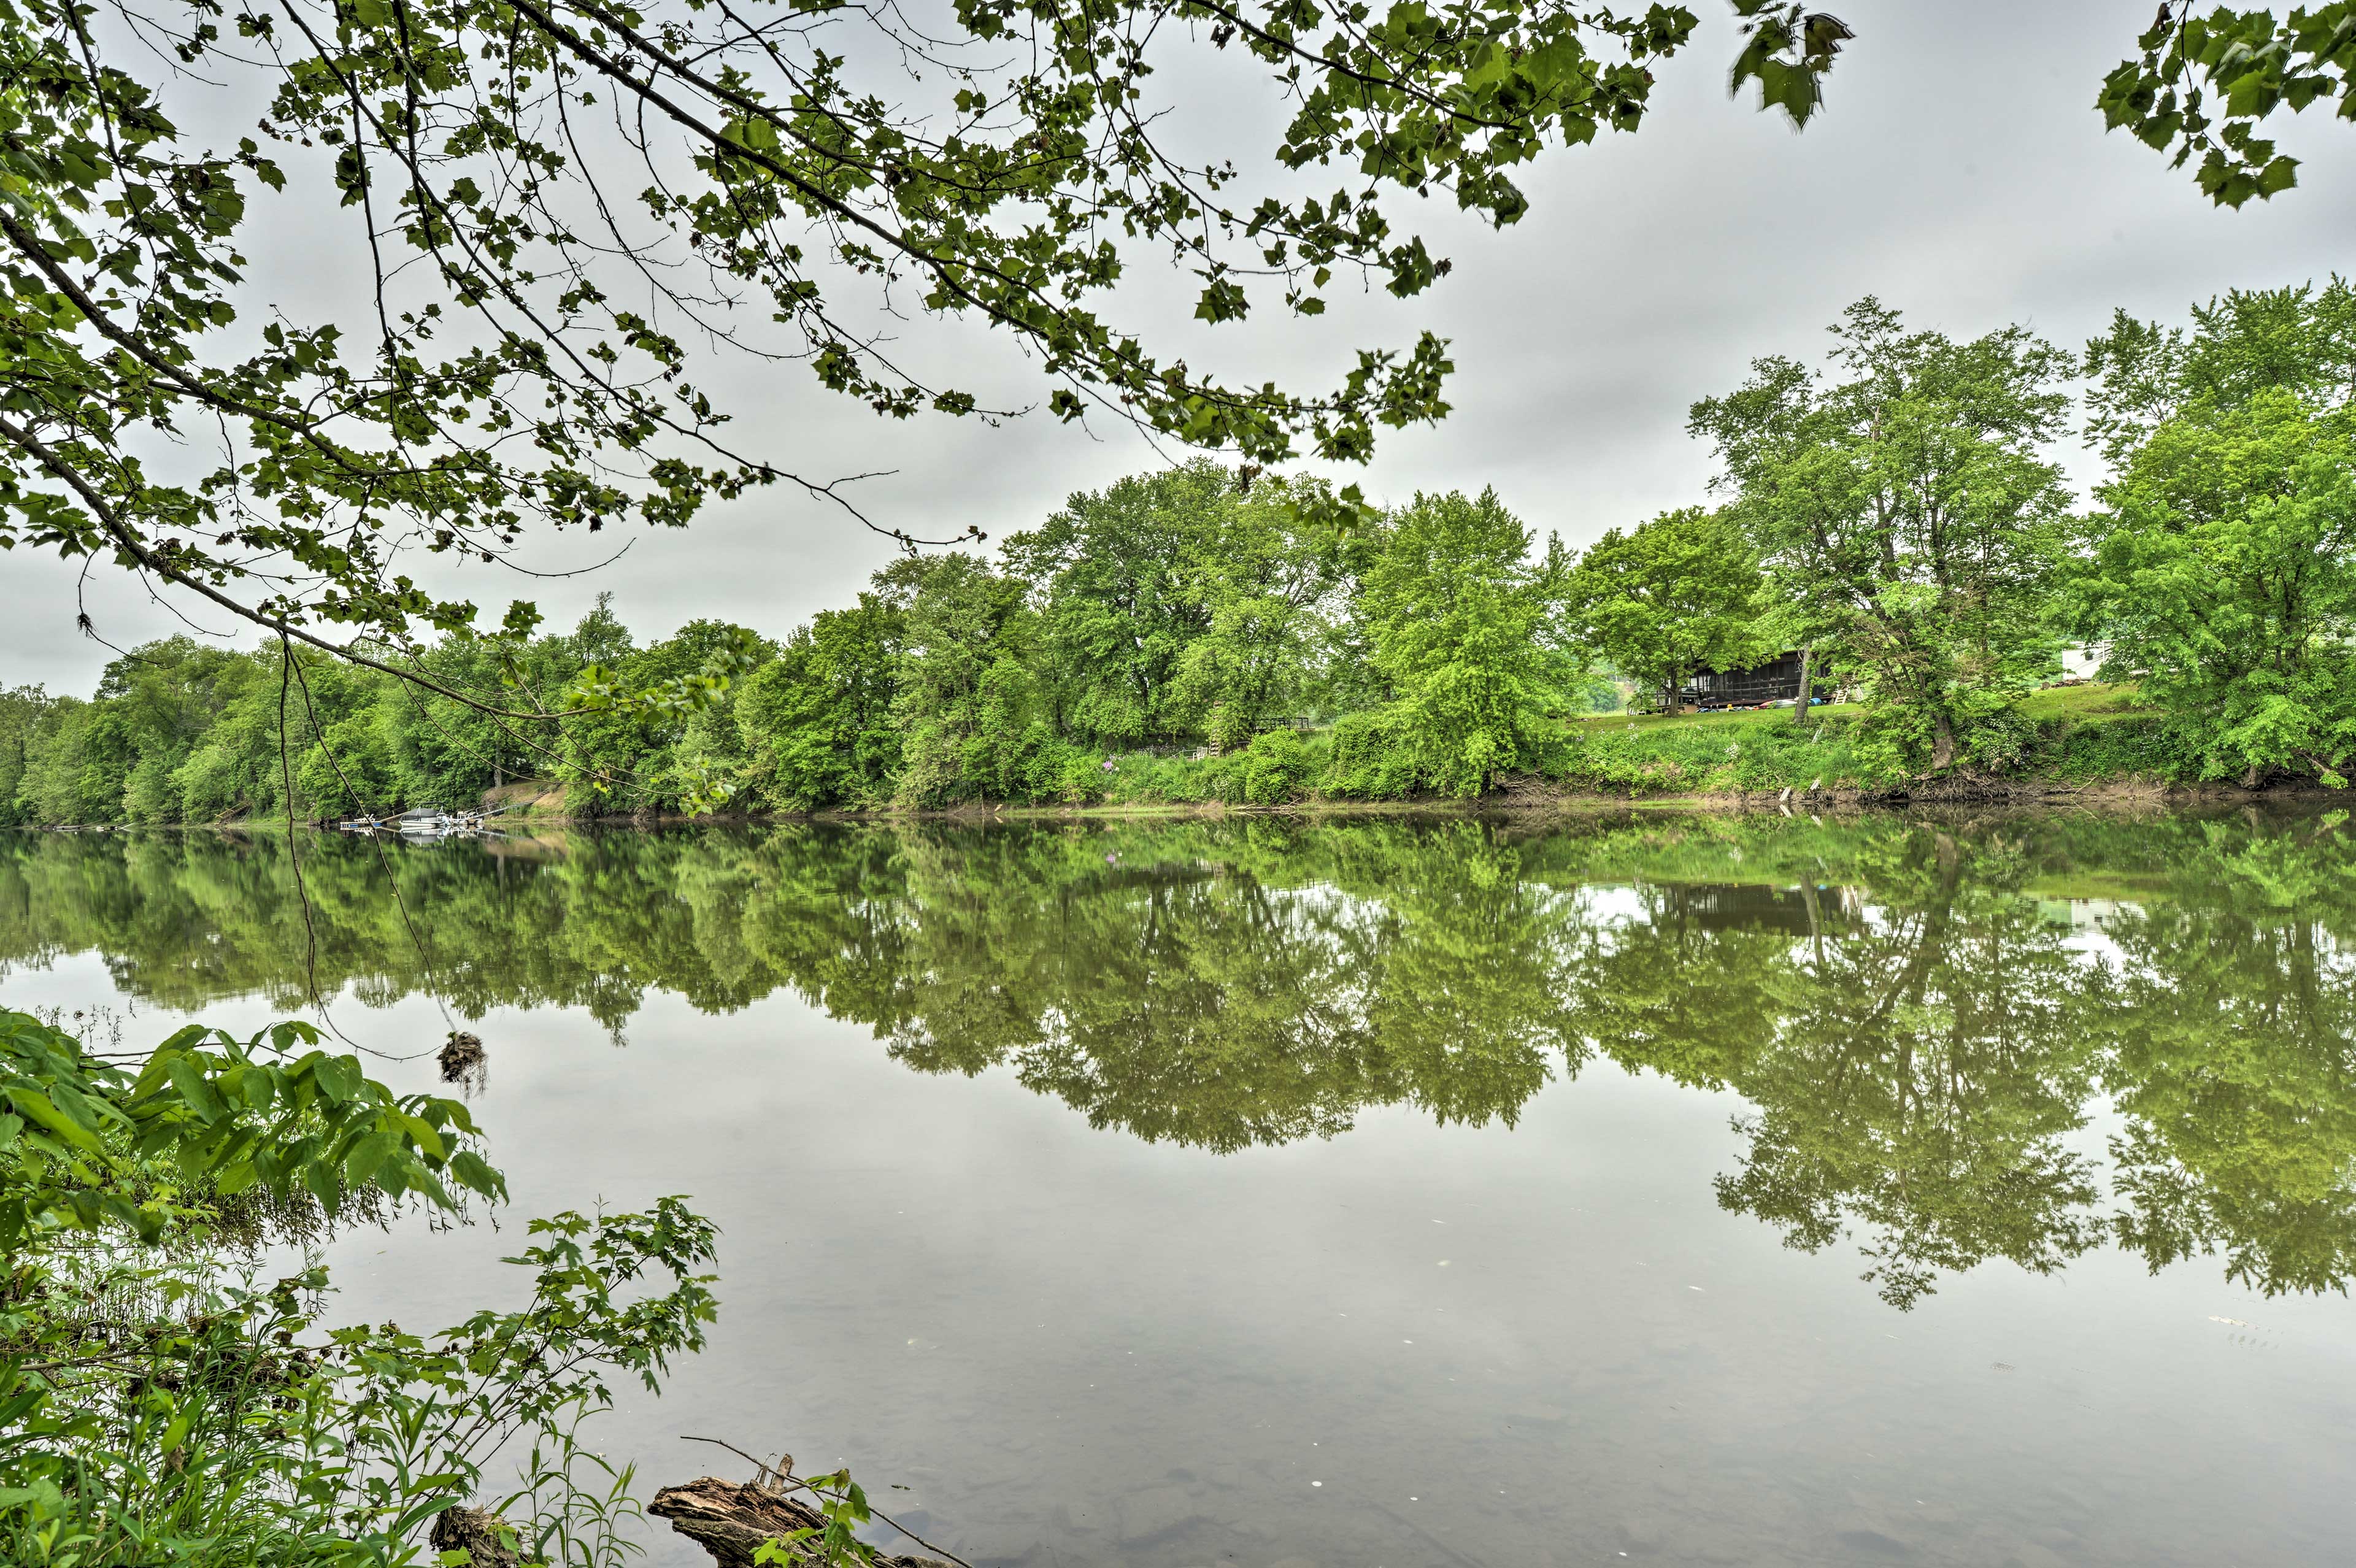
[389,807,507,839]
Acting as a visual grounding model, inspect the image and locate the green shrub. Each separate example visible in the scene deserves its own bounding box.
[1029,737,1113,805]
[0,1009,731,1567]
[122,753,183,823]
[1554,711,1910,794]
[1324,709,1423,798]
[1239,729,1314,804]
[2042,711,2181,783]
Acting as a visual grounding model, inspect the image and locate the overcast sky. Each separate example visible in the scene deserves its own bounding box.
[12,0,2354,693]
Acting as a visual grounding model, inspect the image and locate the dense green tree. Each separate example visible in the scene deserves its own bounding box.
[557,617,772,812]
[2082,279,2356,467]
[1167,481,1349,748]
[15,698,119,824]
[885,554,1054,805]
[737,596,905,810]
[552,605,650,813]
[1563,506,1769,711]
[2080,391,2356,784]
[0,685,49,825]
[287,655,402,817]
[171,666,293,823]
[1350,489,1576,796]
[566,594,638,671]
[383,630,583,806]
[1691,300,2076,769]
[107,642,268,821]
[2074,282,2356,785]
[1004,463,1233,747]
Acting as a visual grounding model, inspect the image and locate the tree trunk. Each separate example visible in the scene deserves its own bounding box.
[1791,643,1814,724]
[1931,712,1956,771]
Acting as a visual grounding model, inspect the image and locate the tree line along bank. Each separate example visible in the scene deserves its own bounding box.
[4,282,2350,824]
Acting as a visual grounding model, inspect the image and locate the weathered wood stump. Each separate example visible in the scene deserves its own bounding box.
[649,1477,825,1567]
[429,1505,522,1568]
[649,1476,949,1568]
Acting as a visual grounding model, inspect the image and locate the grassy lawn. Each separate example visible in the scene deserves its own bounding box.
[1574,682,2141,734]
[2017,682,2142,721]
[1572,701,1862,734]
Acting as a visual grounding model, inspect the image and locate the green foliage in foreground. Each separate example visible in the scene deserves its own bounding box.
[0,1005,742,1566]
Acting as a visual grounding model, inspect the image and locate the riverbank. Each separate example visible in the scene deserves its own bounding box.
[547,682,2220,821]
[11,684,2317,831]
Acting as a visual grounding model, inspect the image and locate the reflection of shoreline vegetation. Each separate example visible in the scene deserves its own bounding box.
[6,810,2356,1308]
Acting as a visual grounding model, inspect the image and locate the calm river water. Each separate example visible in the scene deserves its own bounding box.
[5,809,2354,1567]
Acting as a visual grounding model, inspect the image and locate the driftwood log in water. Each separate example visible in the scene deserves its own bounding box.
[649,1476,950,1568]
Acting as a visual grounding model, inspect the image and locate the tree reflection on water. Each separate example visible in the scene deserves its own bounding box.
[6,806,2353,1308]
